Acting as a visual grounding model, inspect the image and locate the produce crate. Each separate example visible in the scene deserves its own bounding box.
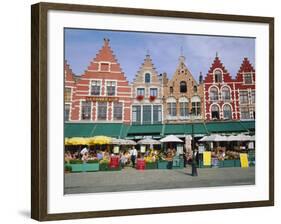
[108,163,122,171]
[136,159,145,170]
[234,160,241,167]
[145,162,157,169]
[84,163,99,172]
[99,163,109,171]
[221,160,235,167]
[157,160,168,169]
[109,156,120,169]
[199,160,212,168]
[69,164,84,172]
[172,157,184,169]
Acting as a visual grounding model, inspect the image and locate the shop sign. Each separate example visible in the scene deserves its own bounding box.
[199,145,205,154]
[140,145,146,153]
[203,151,211,166]
[240,153,249,168]
[113,146,120,154]
[85,96,119,102]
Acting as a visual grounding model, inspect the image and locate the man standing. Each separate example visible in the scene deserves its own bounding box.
[191,148,199,176]
[131,146,138,168]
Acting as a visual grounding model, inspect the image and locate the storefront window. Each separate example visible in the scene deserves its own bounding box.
[106,81,116,96]
[97,102,107,120]
[223,104,232,119]
[180,102,188,117]
[64,88,71,102]
[211,104,220,120]
[150,88,157,97]
[132,105,141,123]
[221,86,231,101]
[64,104,70,121]
[251,91,255,104]
[153,105,162,124]
[239,91,248,104]
[180,81,187,93]
[90,80,101,95]
[143,105,152,124]
[168,102,176,116]
[113,102,122,120]
[210,87,219,101]
[81,101,91,120]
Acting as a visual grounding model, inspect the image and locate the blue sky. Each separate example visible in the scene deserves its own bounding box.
[64,28,255,82]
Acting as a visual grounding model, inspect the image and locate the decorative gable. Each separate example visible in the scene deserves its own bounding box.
[238,57,255,73]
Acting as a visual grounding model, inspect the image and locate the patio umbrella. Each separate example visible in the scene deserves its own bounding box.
[137,138,161,145]
[160,135,183,143]
[66,137,90,145]
[88,136,112,145]
[227,134,253,141]
[199,134,228,142]
[123,139,137,145]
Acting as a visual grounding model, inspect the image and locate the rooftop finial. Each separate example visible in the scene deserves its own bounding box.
[216,51,218,57]
[104,38,110,44]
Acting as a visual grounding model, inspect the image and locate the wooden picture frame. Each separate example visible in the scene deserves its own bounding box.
[31,2,274,221]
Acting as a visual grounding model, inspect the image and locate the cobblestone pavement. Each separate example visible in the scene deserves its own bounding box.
[64,166,255,194]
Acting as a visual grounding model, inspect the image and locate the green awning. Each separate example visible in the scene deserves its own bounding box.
[205,121,252,133]
[240,120,255,131]
[164,123,208,135]
[64,123,128,138]
[127,124,163,135]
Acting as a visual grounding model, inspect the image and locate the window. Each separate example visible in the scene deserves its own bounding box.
[193,85,198,93]
[100,63,109,71]
[168,102,176,116]
[90,80,101,96]
[153,105,162,124]
[64,104,70,121]
[145,73,150,83]
[180,81,187,93]
[239,91,248,104]
[150,88,157,97]
[192,102,201,116]
[137,88,145,96]
[244,73,253,84]
[143,105,152,124]
[64,88,71,102]
[223,104,232,119]
[214,70,222,83]
[210,87,219,101]
[132,106,141,123]
[106,81,116,96]
[180,102,189,117]
[240,107,250,120]
[251,91,255,104]
[113,102,122,120]
[211,104,220,120]
[221,86,231,101]
[81,101,91,120]
[97,102,107,120]
[170,86,173,94]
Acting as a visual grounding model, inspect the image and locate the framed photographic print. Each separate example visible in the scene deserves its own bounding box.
[31,2,274,221]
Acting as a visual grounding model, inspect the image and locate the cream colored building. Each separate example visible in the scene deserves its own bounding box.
[163,56,205,123]
[131,54,163,124]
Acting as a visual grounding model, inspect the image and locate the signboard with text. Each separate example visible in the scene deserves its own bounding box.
[85,96,119,102]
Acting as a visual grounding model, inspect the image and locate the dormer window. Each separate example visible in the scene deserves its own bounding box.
[244,73,253,84]
[145,73,151,83]
[100,62,110,72]
[214,69,222,83]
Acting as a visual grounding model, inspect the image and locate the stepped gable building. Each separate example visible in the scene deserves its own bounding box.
[69,38,132,123]
[64,60,76,121]
[203,54,238,121]
[235,58,256,120]
[163,55,204,123]
[131,54,163,124]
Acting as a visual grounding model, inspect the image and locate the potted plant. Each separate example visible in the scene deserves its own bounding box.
[136,95,144,101]
[99,158,110,171]
[64,164,72,173]
[149,95,156,102]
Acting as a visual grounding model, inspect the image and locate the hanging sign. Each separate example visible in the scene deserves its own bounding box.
[113,146,119,154]
[203,151,211,166]
[140,145,146,153]
[240,153,249,168]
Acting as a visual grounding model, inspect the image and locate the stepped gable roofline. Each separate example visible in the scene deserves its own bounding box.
[237,57,255,73]
[208,54,229,74]
[86,38,124,71]
[64,60,75,82]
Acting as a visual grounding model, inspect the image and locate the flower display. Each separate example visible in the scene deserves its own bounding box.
[136,95,144,101]
[149,95,156,101]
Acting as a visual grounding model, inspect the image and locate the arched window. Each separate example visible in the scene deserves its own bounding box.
[214,70,222,83]
[180,81,187,93]
[145,73,150,83]
[221,86,231,101]
[193,85,198,93]
[179,97,189,117]
[210,87,219,101]
[211,104,220,120]
[223,104,232,119]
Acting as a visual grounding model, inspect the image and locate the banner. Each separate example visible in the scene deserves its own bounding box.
[240,153,249,168]
[203,151,211,166]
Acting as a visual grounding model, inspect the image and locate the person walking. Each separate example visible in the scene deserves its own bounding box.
[191,148,199,176]
[131,146,138,168]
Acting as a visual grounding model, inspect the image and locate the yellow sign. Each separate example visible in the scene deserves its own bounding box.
[203,151,211,166]
[240,153,249,168]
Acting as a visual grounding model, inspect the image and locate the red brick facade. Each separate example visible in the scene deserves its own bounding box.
[66,38,132,123]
